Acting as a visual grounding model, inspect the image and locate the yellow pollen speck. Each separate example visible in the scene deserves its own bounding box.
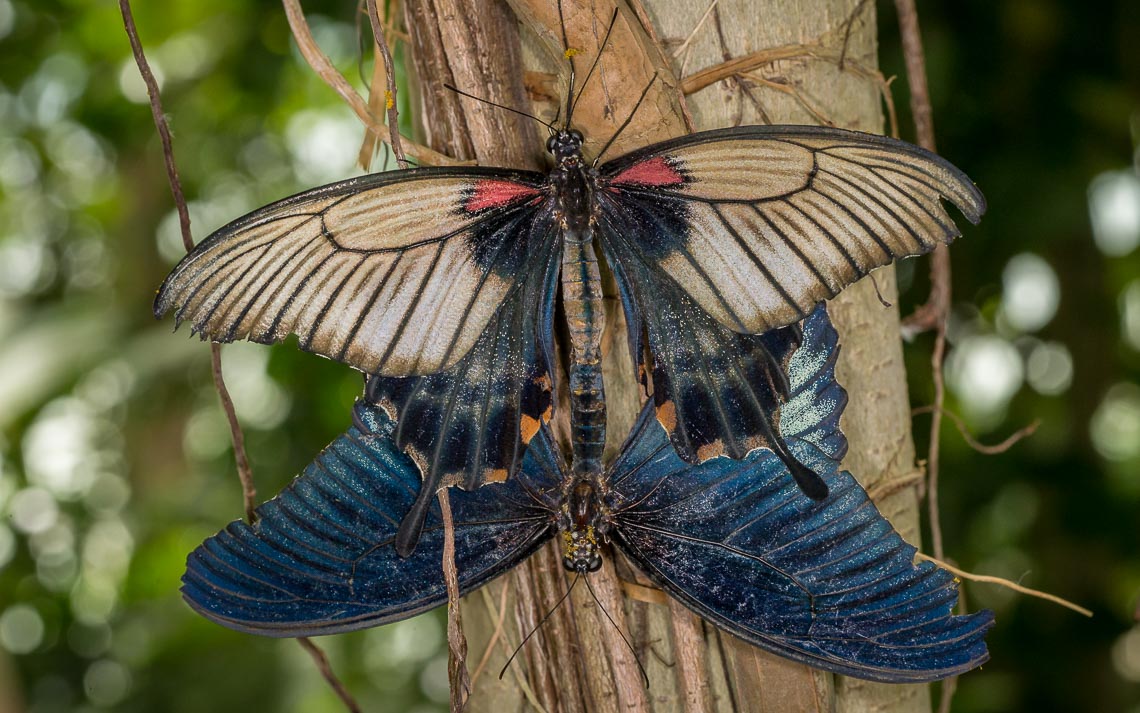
[385,90,394,110]
[564,48,579,59]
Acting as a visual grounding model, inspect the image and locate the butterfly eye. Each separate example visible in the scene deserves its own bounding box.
[569,129,583,144]
[545,135,558,153]
[587,554,602,573]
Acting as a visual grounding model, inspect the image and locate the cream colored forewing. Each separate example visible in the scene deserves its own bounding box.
[601,125,984,334]
[155,168,550,376]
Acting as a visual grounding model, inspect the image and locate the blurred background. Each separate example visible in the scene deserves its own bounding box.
[0,0,1137,711]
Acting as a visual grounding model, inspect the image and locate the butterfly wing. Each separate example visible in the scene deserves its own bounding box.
[182,400,561,636]
[599,125,984,335]
[156,167,553,376]
[605,238,823,495]
[364,226,560,554]
[607,307,992,682]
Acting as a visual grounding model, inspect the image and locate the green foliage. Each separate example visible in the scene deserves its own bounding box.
[0,1,444,711]
[0,0,1137,711]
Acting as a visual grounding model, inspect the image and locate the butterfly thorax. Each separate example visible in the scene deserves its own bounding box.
[560,479,604,573]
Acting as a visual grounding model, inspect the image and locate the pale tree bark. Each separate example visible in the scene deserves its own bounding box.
[402,1,930,711]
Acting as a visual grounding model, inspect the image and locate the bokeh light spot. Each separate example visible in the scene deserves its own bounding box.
[1112,626,1140,682]
[946,335,1025,420]
[364,616,443,677]
[1026,341,1073,395]
[1089,170,1140,256]
[0,604,45,654]
[9,487,59,535]
[1091,383,1140,462]
[0,236,52,298]
[1000,253,1060,332]
[84,659,131,706]
[221,343,292,429]
[23,398,101,500]
[419,655,450,704]
[285,108,363,185]
[0,137,41,188]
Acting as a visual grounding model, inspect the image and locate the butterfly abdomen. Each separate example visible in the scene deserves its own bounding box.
[562,235,607,477]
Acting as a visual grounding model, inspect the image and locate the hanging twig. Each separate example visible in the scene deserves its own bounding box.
[470,582,512,685]
[677,26,897,137]
[626,0,696,132]
[913,406,1041,455]
[439,490,471,711]
[366,0,409,168]
[121,3,361,709]
[281,0,463,167]
[836,0,872,70]
[712,6,772,127]
[296,638,364,713]
[209,345,257,522]
[889,4,969,711]
[916,553,1093,618]
[891,0,953,559]
[119,0,258,525]
[682,41,830,94]
[740,73,837,126]
[671,0,718,69]
[358,1,392,168]
[473,585,549,712]
[896,0,950,339]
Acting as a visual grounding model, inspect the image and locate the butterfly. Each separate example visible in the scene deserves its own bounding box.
[181,304,993,682]
[155,112,984,548]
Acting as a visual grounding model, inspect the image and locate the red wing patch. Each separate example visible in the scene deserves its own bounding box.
[464,179,543,213]
[608,156,687,189]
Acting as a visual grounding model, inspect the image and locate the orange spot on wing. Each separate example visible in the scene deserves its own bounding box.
[486,468,509,483]
[696,439,725,462]
[656,400,677,432]
[520,414,542,443]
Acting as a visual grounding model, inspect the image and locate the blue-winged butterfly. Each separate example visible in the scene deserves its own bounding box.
[182,305,993,682]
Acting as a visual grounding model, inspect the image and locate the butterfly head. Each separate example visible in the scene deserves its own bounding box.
[561,480,604,573]
[562,527,602,574]
[546,129,585,167]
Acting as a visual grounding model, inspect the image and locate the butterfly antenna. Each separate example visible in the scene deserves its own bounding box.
[499,573,581,680]
[569,9,619,123]
[443,83,555,132]
[583,574,650,688]
[592,72,658,166]
[557,0,577,127]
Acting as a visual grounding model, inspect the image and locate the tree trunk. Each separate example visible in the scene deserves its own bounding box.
[402,1,930,711]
